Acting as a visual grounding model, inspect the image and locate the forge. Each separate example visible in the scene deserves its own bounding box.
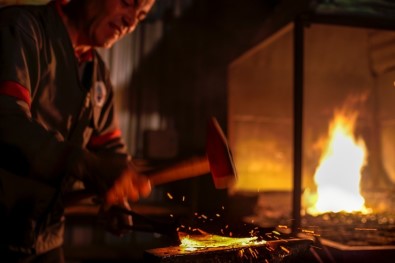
[227,0,395,262]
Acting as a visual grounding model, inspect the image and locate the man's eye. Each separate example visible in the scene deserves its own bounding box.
[122,0,139,8]
[122,0,132,7]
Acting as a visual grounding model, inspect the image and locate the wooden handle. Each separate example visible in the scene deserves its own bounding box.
[64,156,211,208]
[148,156,210,186]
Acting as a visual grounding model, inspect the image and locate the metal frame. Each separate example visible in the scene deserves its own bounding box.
[290,11,395,234]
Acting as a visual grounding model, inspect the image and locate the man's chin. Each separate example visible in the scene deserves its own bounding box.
[96,39,115,49]
[102,41,115,49]
[94,36,117,49]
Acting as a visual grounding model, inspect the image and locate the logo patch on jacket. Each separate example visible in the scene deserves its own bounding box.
[94,81,106,107]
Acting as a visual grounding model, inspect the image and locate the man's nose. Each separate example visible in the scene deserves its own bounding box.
[122,14,137,32]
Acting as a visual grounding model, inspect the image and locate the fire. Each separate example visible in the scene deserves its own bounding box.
[306,108,371,215]
[178,230,265,251]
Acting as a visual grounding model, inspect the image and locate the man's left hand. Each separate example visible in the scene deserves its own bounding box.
[98,198,133,237]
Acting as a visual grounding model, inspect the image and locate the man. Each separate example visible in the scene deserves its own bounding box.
[0,0,155,261]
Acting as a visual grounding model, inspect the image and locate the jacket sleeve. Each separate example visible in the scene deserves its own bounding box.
[0,90,94,186]
[87,55,130,160]
[0,16,95,187]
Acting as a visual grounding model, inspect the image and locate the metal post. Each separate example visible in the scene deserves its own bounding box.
[292,16,304,235]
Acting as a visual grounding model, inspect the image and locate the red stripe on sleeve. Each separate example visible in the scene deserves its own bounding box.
[0,81,31,107]
[88,129,122,148]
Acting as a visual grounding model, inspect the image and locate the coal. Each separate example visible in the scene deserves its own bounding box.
[299,212,395,263]
[301,212,395,246]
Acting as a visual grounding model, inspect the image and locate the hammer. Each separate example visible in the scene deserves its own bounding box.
[146,117,237,189]
[64,117,236,207]
[64,118,236,240]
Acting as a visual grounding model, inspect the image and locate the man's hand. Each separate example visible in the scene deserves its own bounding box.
[91,158,151,236]
[98,198,133,237]
[81,152,152,203]
[105,164,151,205]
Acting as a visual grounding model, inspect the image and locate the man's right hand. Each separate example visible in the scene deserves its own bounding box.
[81,152,151,204]
[105,164,151,205]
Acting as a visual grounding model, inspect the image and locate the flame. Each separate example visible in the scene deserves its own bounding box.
[178,230,265,251]
[306,108,371,215]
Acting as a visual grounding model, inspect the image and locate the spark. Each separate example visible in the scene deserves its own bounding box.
[248,247,258,259]
[167,192,173,200]
[280,246,290,254]
[302,229,315,234]
[311,245,322,250]
[266,246,275,252]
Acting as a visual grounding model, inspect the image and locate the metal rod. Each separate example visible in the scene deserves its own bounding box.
[292,16,304,235]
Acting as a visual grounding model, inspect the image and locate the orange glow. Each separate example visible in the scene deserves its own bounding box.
[305,108,371,215]
[178,230,266,251]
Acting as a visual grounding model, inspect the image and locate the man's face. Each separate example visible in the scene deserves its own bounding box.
[85,0,155,48]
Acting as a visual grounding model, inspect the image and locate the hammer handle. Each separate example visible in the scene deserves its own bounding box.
[148,156,210,186]
[64,156,211,208]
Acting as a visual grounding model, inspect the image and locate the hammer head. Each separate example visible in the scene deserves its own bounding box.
[206,117,237,189]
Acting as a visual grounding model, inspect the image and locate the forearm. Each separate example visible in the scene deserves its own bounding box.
[0,95,94,188]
